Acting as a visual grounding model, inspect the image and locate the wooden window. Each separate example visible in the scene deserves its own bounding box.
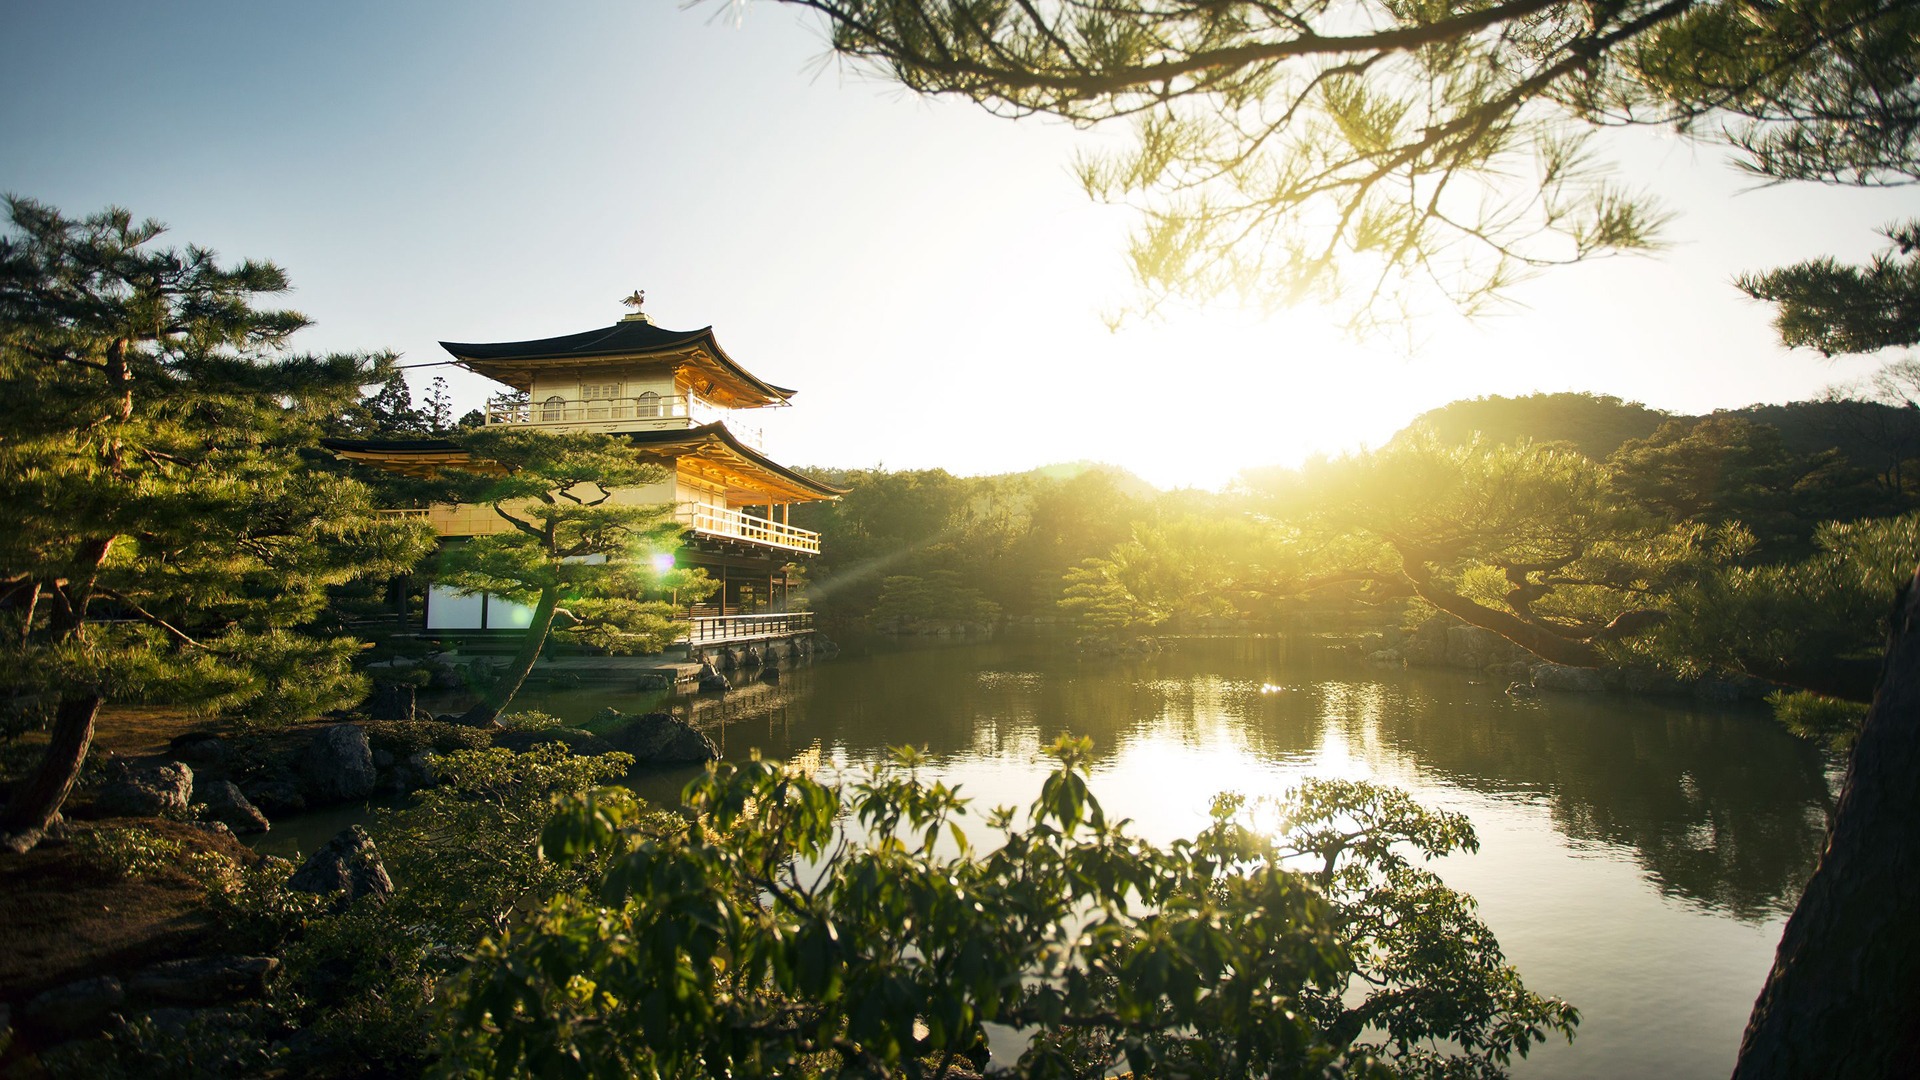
[581,382,619,420]
[540,395,566,422]
[636,390,662,418]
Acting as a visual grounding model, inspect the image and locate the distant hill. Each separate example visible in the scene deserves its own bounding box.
[1018,460,1160,498]
[1398,393,1672,459]
[1726,400,1920,480]
[790,460,1161,498]
[1399,392,1920,478]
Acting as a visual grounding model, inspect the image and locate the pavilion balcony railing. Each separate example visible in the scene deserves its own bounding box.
[685,610,813,645]
[677,502,821,555]
[484,393,764,450]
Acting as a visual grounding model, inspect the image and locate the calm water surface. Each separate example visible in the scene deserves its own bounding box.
[521,633,1831,1079]
[285,633,1831,1077]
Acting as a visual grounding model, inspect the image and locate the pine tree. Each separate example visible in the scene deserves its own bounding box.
[422,375,456,435]
[0,197,433,844]
[353,369,430,437]
[428,427,712,727]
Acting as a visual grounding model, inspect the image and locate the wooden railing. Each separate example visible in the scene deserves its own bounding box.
[376,502,820,553]
[484,393,763,449]
[687,611,813,645]
[677,503,820,554]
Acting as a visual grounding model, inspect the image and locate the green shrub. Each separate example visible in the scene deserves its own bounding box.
[72,824,184,880]
[441,738,1575,1078]
[200,854,326,953]
[362,718,492,760]
[497,710,563,732]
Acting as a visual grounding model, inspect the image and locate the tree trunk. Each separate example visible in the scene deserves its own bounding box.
[1732,565,1920,1078]
[1399,560,1606,668]
[2,693,103,836]
[457,587,560,728]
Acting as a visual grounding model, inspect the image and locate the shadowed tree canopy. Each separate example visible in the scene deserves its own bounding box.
[765,0,1920,322]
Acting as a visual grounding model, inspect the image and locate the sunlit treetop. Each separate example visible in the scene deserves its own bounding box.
[761,0,1920,328]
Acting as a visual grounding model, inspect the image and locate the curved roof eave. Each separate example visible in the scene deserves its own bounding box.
[439,323,796,402]
[320,428,845,500]
[632,422,847,499]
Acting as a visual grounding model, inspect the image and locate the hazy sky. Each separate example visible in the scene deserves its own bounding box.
[6,1,1918,489]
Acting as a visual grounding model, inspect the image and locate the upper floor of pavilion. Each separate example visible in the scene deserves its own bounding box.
[447,290,791,449]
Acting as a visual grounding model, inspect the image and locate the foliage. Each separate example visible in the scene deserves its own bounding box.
[497,709,564,732]
[763,0,1916,323]
[1765,690,1869,751]
[201,854,328,954]
[438,738,1571,1078]
[1738,220,1920,357]
[872,569,1002,626]
[0,196,433,832]
[1243,431,1681,667]
[1058,554,1159,636]
[72,823,185,880]
[1633,511,1920,700]
[177,745,653,1079]
[269,746,648,1075]
[1274,781,1578,1075]
[362,718,495,760]
[1605,414,1892,558]
[43,1008,283,1080]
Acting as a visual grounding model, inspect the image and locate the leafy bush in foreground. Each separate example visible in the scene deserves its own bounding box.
[440,739,1573,1079]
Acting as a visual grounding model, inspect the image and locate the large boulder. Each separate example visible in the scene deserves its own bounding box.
[288,825,392,905]
[96,760,193,818]
[126,955,279,1006]
[1446,625,1523,670]
[167,731,229,765]
[1531,663,1608,694]
[300,724,376,805]
[364,682,417,722]
[1401,617,1452,667]
[195,780,270,834]
[606,712,720,764]
[24,976,124,1040]
[239,774,306,816]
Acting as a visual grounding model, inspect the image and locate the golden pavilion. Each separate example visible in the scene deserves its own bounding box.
[324,293,842,655]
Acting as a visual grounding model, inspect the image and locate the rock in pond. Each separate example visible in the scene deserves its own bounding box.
[300,723,376,805]
[195,779,270,834]
[288,825,393,905]
[1531,663,1608,694]
[607,712,720,764]
[97,760,194,818]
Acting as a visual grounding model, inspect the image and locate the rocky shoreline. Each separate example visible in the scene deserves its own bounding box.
[0,701,731,1065]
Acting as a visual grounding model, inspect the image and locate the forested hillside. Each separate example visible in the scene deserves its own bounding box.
[1406,392,1920,487]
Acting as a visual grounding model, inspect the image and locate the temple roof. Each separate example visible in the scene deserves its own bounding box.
[440,319,795,409]
[321,423,845,503]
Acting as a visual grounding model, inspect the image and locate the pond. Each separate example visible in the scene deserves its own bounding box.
[275,632,1835,1077]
